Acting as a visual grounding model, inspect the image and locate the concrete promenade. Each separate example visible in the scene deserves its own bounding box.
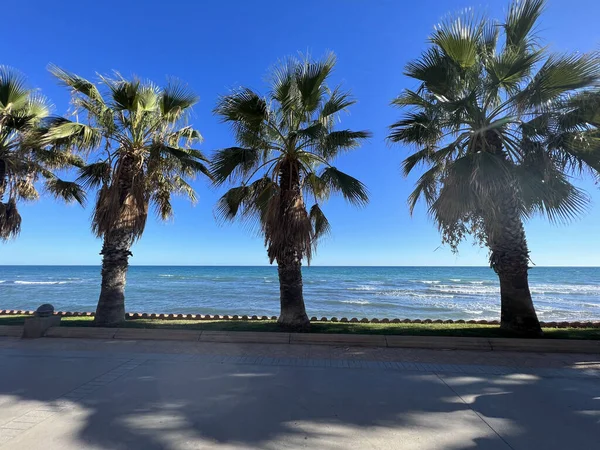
[0,336,598,449]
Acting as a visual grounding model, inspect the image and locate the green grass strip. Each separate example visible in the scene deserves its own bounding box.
[1,315,599,339]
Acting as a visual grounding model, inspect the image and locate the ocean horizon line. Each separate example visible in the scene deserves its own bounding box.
[1,264,599,268]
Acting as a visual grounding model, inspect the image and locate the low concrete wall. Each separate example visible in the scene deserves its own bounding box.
[2,309,599,329]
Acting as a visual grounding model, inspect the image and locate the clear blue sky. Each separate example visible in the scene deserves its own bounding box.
[1,0,599,266]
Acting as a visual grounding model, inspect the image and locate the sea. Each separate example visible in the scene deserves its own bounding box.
[1,266,599,321]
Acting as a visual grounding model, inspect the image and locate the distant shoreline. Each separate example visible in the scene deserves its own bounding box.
[1,265,599,268]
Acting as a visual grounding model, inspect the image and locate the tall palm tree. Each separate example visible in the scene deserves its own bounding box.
[212,53,370,329]
[47,67,211,326]
[388,0,599,336]
[0,66,84,240]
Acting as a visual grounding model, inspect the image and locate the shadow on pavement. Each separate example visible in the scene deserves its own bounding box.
[0,346,599,449]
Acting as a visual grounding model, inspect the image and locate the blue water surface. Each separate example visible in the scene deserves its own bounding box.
[1,266,599,321]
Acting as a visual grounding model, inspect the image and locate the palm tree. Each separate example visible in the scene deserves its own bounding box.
[212,53,370,329]
[388,0,599,336]
[47,67,211,326]
[0,66,84,241]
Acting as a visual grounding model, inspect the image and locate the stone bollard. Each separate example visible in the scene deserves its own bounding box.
[22,304,61,339]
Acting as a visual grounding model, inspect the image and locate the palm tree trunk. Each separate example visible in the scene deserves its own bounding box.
[487,192,542,336]
[277,248,310,329]
[271,159,310,330]
[94,228,133,326]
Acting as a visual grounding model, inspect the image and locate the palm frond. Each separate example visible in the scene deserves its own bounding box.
[48,65,104,104]
[320,130,371,159]
[309,203,331,241]
[269,56,300,118]
[320,167,369,206]
[487,47,544,93]
[517,164,589,223]
[429,174,478,226]
[44,178,86,205]
[430,12,484,69]
[161,79,198,119]
[295,52,336,113]
[35,148,85,170]
[319,87,356,123]
[402,147,436,176]
[504,0,545,51]
[211,147,263,185]
[515,53,600,111]
[76,161,111,190]
[150,178,173,220]
[481,19,500,56]
[14,180,39,201]
[391,90,434,109]
[215,185,250,222]
[403,142,459,176]
[296,122,327,142]
[215,88,268,129]
[0,199,22,241]
[303,171,330,201]
[104,77,142,112]
[43,118,102,151]
[172,176,197,203]
[404,47,456,96]
[0,66,32,110]
[388,112,442,145]
[168,126,203,146]
[407,165,441,213]
[214,88,270,148]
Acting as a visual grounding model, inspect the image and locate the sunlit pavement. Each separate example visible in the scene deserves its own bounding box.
[0,337,598,449]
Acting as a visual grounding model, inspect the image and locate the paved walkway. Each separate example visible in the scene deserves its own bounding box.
[0,337,598,449]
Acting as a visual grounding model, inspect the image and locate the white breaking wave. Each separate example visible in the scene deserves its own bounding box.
[420,280,441,285]
[348,285,378,291]
[340,300,371,305]
[14,281,69,285]
[378,289,455,299]
[530,284,600,296]
[429,284,499,295]
[159,274,175,277]
[409,292,456,299]
[449,279,461,282]
[463,309,485,315]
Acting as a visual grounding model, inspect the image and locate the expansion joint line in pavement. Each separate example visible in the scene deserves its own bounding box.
[435,373,516,450]
[0,357,147,447]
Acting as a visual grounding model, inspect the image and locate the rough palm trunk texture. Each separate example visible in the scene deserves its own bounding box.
[94,155,138,327]
[274,161,310,329]
[94,228,133,326]
[277,250,310,329]
[487,192,542,336]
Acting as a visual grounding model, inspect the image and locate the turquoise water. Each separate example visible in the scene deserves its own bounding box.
[1,266,599,321]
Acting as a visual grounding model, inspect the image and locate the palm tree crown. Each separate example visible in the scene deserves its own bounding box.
[213,53,370,263]
[389,0,598,251]
[0,66,84,240]
[46,66,210,240]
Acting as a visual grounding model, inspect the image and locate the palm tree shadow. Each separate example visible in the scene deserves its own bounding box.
[44,362,600,448]
[1,350,599,449]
